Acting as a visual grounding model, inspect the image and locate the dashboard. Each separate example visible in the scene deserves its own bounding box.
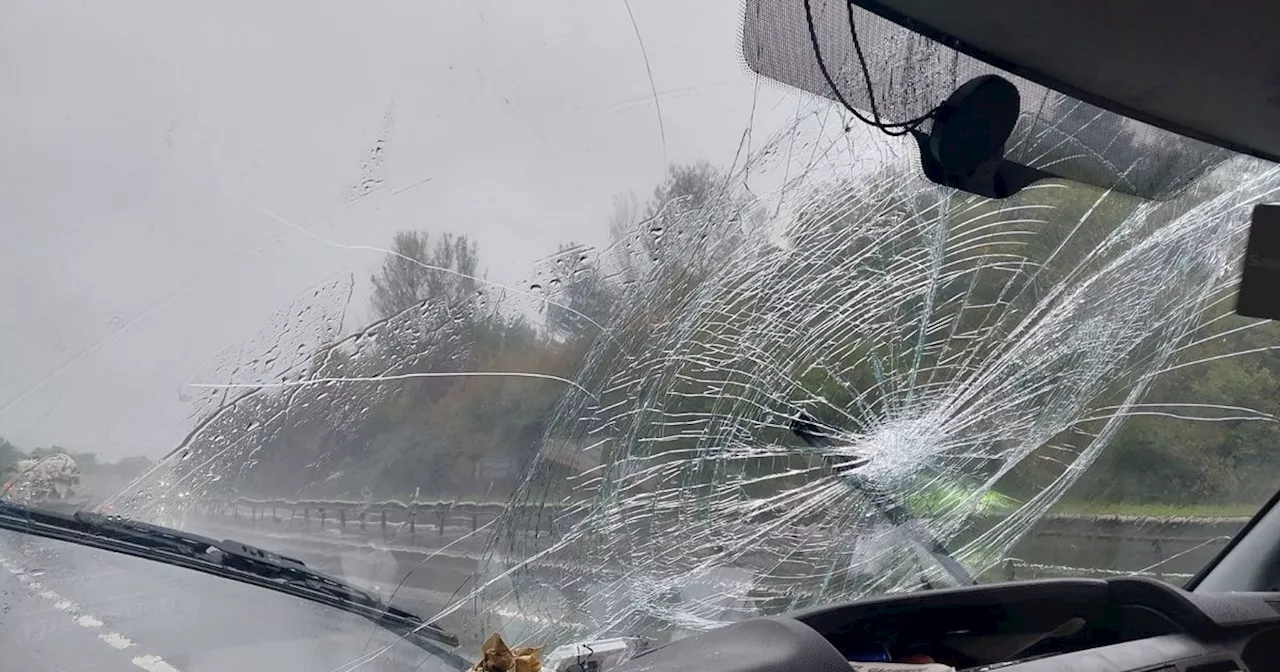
[611,579,1280,672]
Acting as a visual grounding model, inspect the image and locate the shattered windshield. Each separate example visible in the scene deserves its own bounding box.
[3,0,1280,667]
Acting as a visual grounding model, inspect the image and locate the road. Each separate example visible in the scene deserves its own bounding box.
[0,529,470,672]
[179,516,484,628]
[5,505,1228,671]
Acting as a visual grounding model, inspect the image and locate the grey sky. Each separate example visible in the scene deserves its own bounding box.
[0,0,805,459]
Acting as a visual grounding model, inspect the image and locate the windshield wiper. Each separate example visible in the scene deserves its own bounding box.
[791,412,975,589]
[0,500,464,658]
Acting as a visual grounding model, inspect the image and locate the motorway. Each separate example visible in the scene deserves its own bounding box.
[179,516,486,628]
[1,510,1225,672]
[0,528,472,672]
[5,505,1217,671]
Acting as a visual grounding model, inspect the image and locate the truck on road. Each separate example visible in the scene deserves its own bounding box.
[1,453,87,510]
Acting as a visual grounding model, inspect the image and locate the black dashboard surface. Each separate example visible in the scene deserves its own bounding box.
[614,579,1280,672]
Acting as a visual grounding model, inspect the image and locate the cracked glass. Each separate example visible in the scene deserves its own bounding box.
[2,1,1279,670]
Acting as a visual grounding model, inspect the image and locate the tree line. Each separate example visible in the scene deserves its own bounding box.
[149,154,1280,516]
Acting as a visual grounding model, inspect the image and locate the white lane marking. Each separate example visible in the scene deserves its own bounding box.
[75,614,104,628]
[132,654,181,672]
[0,553,181,670]
[100,632,136,650]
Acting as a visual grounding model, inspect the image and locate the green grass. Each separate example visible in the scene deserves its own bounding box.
[903,483,1261,519]
[907,485,1019,517]
[855,478,1259,520]
[1050,501,1259,518]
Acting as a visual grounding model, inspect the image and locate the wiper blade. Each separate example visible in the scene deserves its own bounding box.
[0,501,462,654]
[791,412,975,588]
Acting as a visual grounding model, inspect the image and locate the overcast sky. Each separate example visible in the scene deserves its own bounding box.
[0,0,815,459]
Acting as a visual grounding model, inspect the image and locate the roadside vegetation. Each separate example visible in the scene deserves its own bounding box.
[10,158,1278,522]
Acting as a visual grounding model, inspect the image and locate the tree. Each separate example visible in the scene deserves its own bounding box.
[638,162,725,262]
[546,242,618,342]
[601,162,735,285]
[0,436,19,474]
[424,232,481,310]
[371,231,431,319]
[370,231,480,319]
[645,161,722,219]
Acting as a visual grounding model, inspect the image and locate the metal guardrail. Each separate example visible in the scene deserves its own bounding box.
[212,498,1251,536]
[1001,560,1195,582]
[204,497,1247,584]
[204,497,578,536]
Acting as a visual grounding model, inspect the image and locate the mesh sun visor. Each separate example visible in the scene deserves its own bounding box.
[742,0,1233,200]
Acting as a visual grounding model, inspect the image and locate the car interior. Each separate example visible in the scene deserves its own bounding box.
[2,2,1278,671]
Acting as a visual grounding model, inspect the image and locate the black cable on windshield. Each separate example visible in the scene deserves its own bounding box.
[802,0,939,136]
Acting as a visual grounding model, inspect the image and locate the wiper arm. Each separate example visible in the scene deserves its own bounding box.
[791,412,975,588]
[0,501,462,655]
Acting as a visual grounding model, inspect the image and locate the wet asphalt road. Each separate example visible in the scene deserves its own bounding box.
[0,529,469,672]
